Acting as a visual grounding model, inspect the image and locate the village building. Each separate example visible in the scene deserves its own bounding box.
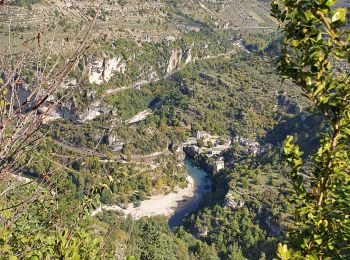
[213,158,225,172]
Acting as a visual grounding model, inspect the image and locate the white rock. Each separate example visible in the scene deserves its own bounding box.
[88,56,127,85]
[166,49,182,75]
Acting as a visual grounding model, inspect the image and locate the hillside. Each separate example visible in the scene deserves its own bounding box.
[0,0,277,49]
[0,0,332,259]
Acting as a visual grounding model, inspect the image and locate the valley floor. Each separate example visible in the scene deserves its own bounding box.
[91,176,195,219]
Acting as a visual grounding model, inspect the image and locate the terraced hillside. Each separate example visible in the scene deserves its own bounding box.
[0,0,277,50]
[174,0,278,29]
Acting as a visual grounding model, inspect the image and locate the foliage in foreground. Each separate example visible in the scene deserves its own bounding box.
[272,0,350,258]
[0,182,101,259]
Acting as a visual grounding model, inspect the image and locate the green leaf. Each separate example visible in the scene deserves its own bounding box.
[292,40,299,47]
[305,255,318,260]
[314,82,325,96]
[331,8,347,23]
[277,243,291,259]
[325,0,337,7]
[315,238,322,245]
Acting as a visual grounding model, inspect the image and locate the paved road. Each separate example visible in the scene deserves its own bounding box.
[103,48,238,97]
[52,139,170,162]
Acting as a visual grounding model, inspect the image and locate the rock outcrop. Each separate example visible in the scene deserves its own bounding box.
[169,143,185,161]
[166,49,182,75]
[166,45,194,74]
[44,100,114,123]
[79,101,114,122]
[88,56,127,85]
[183,145,200,158]
[233,39,250,53]
[46,106,79,122]
[183,47,193,65]
[224,191,244,210]
[197,226,208,238]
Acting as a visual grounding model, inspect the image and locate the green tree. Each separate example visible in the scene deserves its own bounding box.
[272,0,350,258]
[0,184,101,258]
[128,218,179,260]
[101,188,113,204]
[198,137,205,147]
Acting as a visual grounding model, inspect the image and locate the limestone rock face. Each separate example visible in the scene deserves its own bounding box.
[88,58,104,85]
[44,101,114,123]
[79,101,114,122]
[184,145,200,158]
[88,56,127,85]
[166,49,182,75]
[169,143,185,161]
[42,105,79,123]
[53,106,79,121]
[166,46,194,74]
[104,57,127,82]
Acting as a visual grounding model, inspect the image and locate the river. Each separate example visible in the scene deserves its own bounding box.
[168,159,211,229]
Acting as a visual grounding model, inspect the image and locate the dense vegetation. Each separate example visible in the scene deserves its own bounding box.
[42,44,312,259]
[2,0,348,258]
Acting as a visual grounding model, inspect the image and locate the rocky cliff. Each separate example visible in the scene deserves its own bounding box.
[166,45,194,75]
[166,49,182,75]
[88,56,127,85]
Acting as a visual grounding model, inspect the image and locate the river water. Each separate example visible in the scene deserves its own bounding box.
[168,159,211,229]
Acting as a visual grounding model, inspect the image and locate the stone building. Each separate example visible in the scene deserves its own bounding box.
[213,158,225,172]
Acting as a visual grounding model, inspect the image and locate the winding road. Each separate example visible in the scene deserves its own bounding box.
[52,139,170,163]
[103,48,239,97]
